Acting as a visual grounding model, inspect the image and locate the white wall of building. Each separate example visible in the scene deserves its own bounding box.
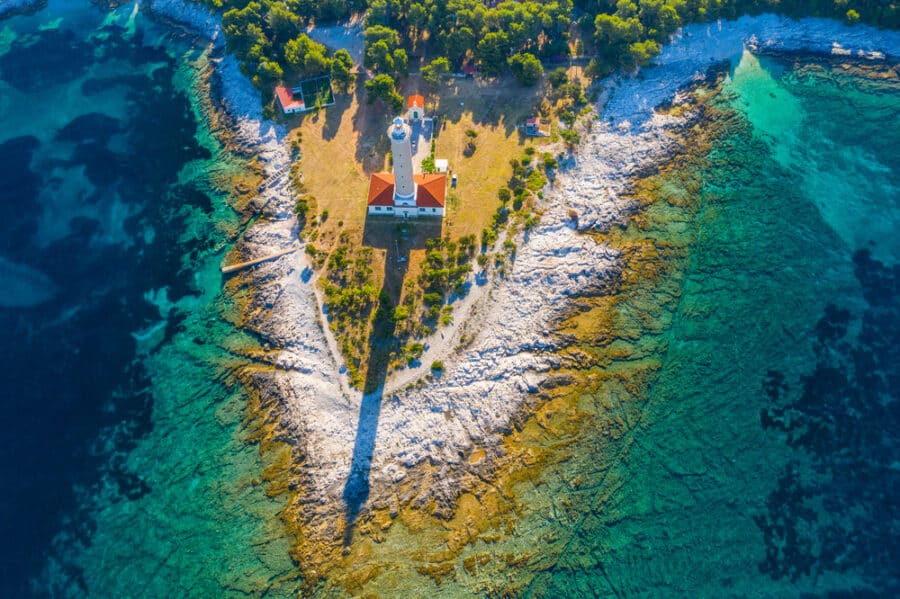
[367,205,443,217]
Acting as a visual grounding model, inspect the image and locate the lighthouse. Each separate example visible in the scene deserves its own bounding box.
[389,117,416,205]
[366,103,446,219]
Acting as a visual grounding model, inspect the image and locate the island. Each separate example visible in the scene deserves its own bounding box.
[2,0,897,597]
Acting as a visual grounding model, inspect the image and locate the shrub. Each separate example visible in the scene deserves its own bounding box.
[491,206,509,227]
[560,128,580,148]
[526,170,547,192]
[548,67,568,88]
[431,360,444,371]
[405,342,425,364]
[294,197,310,218]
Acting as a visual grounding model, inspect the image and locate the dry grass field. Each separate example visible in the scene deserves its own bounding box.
[290,72,549,293]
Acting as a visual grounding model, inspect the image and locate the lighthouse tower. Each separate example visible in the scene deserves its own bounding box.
[389,117,416,204]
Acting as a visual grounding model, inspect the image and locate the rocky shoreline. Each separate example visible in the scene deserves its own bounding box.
[138,0,900,584]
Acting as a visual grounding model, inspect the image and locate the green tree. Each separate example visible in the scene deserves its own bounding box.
[266,3,301,42]
[628,39,660,66]
[476,31,510,77]
[363,25,401,49]
[615,0,639,19]
[303,50,331,76]
[594,14,643,47]
[508,52,544,86]
[284,34,328,74]
[365,39,395,73]
[407,3,428,48]
[392,48,409,77]
[444,27,475,67]
[365,74,404,112]
[222,2,263,55]
[548,66,568,88]
[331,49,354,93]
[656,4,681,37]
[422,56,450,86]
[255,59,283,87]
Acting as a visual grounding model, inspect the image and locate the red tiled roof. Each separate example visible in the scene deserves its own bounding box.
[367,172,447,208]
[525,117,539,125]
[367,172,395,206]
[414,174,447,208]
[275,86,304,111]
[407,94,425,108]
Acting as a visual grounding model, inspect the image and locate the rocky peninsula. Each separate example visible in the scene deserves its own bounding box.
[134,0,900,588]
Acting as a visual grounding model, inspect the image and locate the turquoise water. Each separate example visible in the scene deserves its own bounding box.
[527,52,899,596]
[0,2,298,596]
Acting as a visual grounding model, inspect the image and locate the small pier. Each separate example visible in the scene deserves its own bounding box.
[220,243,300,275]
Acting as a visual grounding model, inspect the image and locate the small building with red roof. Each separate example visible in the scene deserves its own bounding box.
[275,77,336,115]
[275,86,305,114]
[407,94,425,121]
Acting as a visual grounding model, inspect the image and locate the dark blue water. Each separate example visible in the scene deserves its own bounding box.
[0,4,216,594]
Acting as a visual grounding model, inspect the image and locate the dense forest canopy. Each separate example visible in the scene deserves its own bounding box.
[200,0,899,103]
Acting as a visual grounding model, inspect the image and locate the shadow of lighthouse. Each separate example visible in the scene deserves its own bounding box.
[341,217,442,548]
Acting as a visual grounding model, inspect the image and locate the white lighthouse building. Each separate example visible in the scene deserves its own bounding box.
[390,118,417,206]
[367,112,446,218]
